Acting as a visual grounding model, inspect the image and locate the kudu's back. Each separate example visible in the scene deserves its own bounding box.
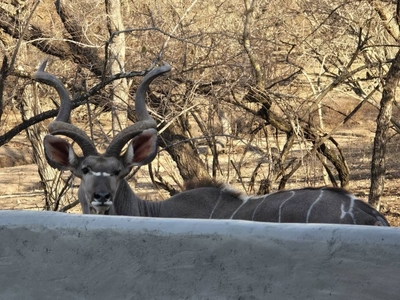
[157,184,389,226]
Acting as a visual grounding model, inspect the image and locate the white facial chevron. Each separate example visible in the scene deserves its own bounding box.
[90,171,111,177]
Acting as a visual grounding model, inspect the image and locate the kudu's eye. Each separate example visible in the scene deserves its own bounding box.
[82,167,90,174]
[114,169,121,176]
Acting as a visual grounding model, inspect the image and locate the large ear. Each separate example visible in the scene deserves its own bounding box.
[43,135,79,171]
[123,128,158,166]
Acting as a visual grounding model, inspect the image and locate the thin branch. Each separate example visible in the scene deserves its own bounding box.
[8,0,41,74]
[157,0,200,60]
[59,199,80,212]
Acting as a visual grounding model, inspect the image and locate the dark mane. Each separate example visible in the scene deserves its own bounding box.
[184,178,245,199]
[184,178,226,190]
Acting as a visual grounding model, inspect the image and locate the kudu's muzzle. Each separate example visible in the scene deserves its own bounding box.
[91,192,113,215]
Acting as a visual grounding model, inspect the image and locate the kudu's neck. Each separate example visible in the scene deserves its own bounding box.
[112,180,161,217]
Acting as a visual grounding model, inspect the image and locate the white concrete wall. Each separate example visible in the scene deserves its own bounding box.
[0,210,398,300]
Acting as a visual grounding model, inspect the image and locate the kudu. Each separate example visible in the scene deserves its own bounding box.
[35,61,389,226]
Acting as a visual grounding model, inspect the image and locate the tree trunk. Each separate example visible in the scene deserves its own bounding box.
[369,50,400,209]
[105,0,129,133]
[160,120,211,182]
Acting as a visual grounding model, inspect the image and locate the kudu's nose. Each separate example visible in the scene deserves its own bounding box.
[92,192,113,215]
[93,192,112,204]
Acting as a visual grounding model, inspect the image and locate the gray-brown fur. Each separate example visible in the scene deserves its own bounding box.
[35,62,390,226]
[164,184,388,225]
[184,178,244,199]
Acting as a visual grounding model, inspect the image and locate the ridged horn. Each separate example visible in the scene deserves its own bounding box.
[105,64,171,157]
[34,59,98,156]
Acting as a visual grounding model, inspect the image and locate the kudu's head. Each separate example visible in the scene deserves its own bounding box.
[35,60,171,214]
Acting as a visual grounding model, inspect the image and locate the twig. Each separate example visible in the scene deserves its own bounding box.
[0,192,43,199]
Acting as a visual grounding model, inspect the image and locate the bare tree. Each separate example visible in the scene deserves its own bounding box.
[104,0,129,133]
[1,0,400,218]
[367,0,400,209]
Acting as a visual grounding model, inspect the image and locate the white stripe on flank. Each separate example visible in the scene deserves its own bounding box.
[278,190,296,223]
[306,190,324,223]
[209,190,223,219]
[340,196,356,224]
[230,198,249,219]
[250,190,296,221]
[251,195,267,221]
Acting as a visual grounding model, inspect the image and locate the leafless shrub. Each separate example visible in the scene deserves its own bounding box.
[0,0,399,212]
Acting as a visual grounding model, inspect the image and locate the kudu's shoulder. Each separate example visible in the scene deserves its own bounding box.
[183,178,245,199]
